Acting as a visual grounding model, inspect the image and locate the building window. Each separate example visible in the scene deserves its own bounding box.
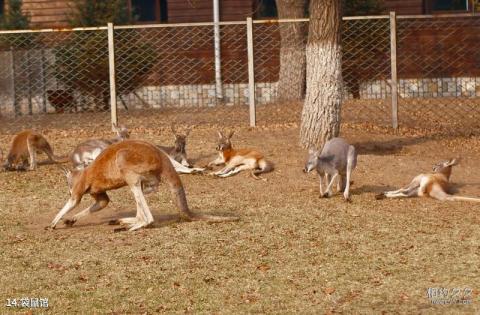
[255,0,277,18]
[130,0,168,23]
[0,0,4,16]
[427,0,470,12]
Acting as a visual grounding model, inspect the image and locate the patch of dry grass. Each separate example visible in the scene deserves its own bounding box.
[0,109,479,313]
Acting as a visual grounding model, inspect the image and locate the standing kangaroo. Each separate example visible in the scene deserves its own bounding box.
[49,140,239,231]
[70,123,130,170]
[158,124,192,168]
[208,130,273,179]
[304,137,357,201]
[375,158,480,202]
[3,130,67,171]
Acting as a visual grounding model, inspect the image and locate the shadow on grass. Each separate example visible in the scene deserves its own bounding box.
[352,132,474,156]
[350,184,397,195]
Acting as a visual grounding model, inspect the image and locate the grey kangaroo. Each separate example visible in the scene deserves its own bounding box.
[158,124,192,168]
[70,123,130,170]
[304,137,357,201]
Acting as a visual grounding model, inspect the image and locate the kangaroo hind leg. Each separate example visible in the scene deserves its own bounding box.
[343,145,357,201]
[26,136,37,170]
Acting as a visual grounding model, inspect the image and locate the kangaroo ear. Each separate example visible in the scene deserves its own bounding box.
[185,128,191,137]
[227,130,235,139]
[112,123,120,134]
[171,123,177,135]
[309,148,321,158]
[217,131,224,139]
[449,158,460,166]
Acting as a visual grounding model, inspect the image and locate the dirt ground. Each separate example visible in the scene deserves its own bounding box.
[0,105,479,313]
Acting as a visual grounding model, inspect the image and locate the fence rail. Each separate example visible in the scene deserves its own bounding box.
[0,13,479,133]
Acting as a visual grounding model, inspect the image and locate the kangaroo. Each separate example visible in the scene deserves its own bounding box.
[49,140,239,231]
[303,137,357,201]
[3,130,67,171]
[375,158,480,202]
[70,123,130,170]
[208,130,273,180]
[158,124,192,168]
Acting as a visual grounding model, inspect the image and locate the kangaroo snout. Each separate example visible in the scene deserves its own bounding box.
[303,164,314,173]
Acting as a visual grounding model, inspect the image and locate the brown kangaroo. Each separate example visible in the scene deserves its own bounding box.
[4,130,67,171]
[49,140,239,231]
[376,158,480,202]
[208,130,273,180]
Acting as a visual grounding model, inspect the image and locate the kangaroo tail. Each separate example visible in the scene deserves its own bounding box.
[447,195,480,202]
[53,155,69,163]
[254,159,274,175]
[189,213,240,222]
[43,147,69,164]
[169,172,239,222]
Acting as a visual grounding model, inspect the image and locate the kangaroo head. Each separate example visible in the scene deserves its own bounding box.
[112,123,130,140]
[432,158,459,180]
[59,165,82,195]
[303,148,320,173]
[171,124,191,154]
[216,130,234,151]
[3,152,25,171]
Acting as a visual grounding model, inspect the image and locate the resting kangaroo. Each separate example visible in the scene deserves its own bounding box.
[3,130,67,171]
[376,158,480,202]
[70,123,130,170]
[208,130,273,179]
[158,124,192,167]
[49,140,239,231]
[304,137,357,201]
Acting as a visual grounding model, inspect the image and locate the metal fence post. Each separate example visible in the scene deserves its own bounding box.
[246,17,256,127]
[107,22,118,128]
[389,11,399,129]
[213,0,223,103]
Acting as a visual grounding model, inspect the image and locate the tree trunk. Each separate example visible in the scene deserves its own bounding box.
[276,0,307,102]
[300,0,343,149]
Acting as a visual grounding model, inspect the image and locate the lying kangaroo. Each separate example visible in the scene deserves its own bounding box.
[3,130,67,171]
[158,124,192,167]
[304,137,357,201]
[376,158,480,202]
[70,123,130,170]
[49,140,238,231]
[208,130,273,179]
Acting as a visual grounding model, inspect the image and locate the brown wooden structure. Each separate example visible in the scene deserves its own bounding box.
[8,0,257,28]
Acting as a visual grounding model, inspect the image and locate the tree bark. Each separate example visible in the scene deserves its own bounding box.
[276,0,307,102]
[300,0,343,149]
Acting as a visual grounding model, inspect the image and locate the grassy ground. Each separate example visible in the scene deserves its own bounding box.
[0,107,479,313]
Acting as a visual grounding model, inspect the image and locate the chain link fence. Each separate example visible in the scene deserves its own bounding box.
[0,14,479,134]
[342,16,392,126]
[0,28,112,132]
[396,15,480,132]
